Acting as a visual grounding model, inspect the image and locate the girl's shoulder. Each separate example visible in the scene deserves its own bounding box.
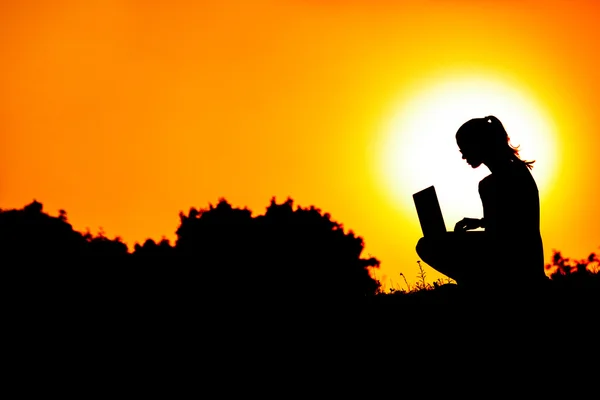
[479,174,494,187]
[478,174,495,195]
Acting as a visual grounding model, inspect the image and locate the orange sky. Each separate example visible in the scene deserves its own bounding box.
[1,0,599,290]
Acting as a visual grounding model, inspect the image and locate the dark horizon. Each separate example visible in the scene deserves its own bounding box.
[2,198,597,307]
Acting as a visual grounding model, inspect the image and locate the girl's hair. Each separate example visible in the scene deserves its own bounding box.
[456,115,535,170]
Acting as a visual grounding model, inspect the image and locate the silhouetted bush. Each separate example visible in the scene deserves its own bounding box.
[132,238,174,258]
[1,198,381,301]
[0,200,88,262]
[173,197,381,299]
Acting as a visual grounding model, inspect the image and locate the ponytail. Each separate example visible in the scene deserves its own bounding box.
[484,115,535,170]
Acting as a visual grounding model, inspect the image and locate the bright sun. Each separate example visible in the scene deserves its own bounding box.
[375,72,559,230]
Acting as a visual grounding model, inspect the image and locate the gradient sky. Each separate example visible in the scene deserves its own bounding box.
[1,0,599,290]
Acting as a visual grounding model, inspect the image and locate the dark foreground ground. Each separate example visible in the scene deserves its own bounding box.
[10,269,598,310]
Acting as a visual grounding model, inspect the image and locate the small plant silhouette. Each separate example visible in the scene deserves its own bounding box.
[400,272,410,292]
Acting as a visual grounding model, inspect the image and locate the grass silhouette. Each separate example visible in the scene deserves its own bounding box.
[367,247,599,308]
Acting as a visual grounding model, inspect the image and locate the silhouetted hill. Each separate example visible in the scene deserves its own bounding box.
[1,199,597,311]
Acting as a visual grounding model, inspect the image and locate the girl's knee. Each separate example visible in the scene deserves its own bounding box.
[416,237,429,260]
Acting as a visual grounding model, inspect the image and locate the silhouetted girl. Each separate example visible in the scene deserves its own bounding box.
[416,115,547,291]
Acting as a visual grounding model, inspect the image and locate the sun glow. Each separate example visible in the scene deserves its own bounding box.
[375,72,559,230]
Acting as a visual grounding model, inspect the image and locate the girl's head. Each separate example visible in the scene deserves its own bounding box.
[455,115,535,170]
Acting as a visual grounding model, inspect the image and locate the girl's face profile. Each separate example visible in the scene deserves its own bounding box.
[457,139,483,168]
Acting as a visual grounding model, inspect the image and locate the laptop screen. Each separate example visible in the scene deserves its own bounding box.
[413,185,446,237]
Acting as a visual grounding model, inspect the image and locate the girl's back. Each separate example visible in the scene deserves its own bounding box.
[479,160,545,284]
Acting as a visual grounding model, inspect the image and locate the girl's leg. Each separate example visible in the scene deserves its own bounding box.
[416,232,489,287]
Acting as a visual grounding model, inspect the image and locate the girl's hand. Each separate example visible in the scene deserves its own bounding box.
[454,217,482,232]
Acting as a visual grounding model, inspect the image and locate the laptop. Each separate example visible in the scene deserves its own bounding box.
[413,185,447,237]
